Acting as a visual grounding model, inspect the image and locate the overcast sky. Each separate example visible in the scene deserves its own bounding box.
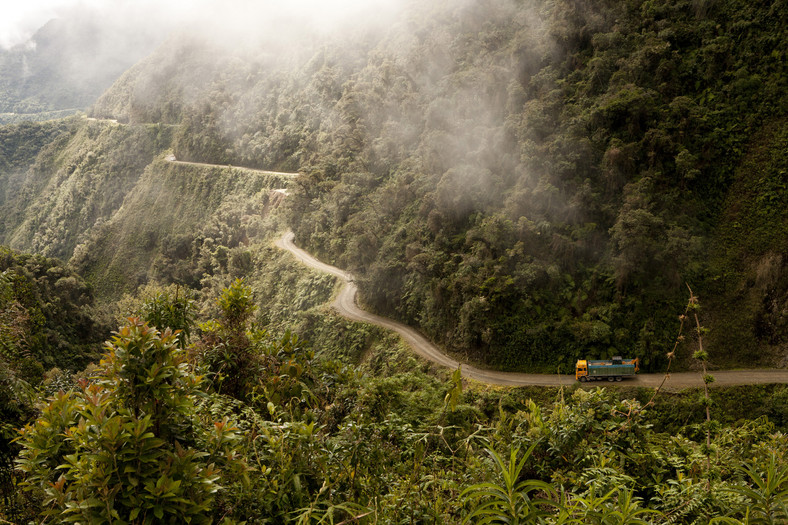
[0,0,402,50]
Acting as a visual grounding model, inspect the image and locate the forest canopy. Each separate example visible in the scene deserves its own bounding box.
[86,0,788,371]
[0,0,787,521]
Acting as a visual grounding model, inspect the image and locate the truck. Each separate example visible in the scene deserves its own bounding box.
[575,356,639,382]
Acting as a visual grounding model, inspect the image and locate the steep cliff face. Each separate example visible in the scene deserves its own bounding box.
[0,119,172,260]
[704,122,788,366]
[0,0,785,370]
[71,158,294,298]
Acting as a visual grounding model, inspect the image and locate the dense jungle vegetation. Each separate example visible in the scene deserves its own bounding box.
[2,277,787,523]
[0,118,173,262]
[0,0,787,521]
[87,0,788,372]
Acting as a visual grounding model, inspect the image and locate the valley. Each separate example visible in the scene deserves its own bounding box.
[1,0,787,522]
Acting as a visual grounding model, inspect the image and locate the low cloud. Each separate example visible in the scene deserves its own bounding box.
[1,0,404,50]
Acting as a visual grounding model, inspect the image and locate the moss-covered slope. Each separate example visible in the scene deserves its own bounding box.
[71,159,293,299]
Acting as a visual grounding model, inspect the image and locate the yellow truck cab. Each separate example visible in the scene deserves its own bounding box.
[575,360,589,381]
[576,357,639,382]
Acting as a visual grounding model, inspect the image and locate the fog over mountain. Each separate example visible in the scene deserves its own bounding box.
[0,5,165,114]
[0,0,786,373]
[0,0,402,117]
[1,2,787,522]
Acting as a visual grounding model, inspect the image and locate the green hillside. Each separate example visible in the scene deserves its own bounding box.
[82,0,788,372]
[1,1,788,521]
[0,118,172,260]
[0,0,785,373]
[72,159,294,298]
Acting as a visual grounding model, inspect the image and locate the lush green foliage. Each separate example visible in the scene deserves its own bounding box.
[0,120,70,173]
[279,0,787,371]
[70,158,291,299]
[4,278,788,523]
[16,319,245,523]
[1,1,787,522]
[73,0,788,372]
[0,247,107,520]
[0,247,105,373]
[197,278,264,400]
[461,445,558,523]
[19,363,786,524]
[1,118,173,261]
[136,284,197,348]
[702,122,788,365]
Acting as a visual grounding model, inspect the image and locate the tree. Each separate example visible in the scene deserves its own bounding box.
[137,284,196,348]
[196,279,318,420]
[196,278,259,400]
[17,319,243,524]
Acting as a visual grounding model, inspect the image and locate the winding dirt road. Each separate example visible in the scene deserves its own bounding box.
[276,231,788,389]
[74,114,788,388]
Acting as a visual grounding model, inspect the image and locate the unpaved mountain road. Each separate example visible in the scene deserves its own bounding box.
[80,117,297,178]
[164,154,299,178]
[84,116,119,125]
[276,231,788,389]
[74,115,788,388]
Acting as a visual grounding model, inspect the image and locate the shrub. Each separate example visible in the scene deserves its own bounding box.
[16,319,244,524]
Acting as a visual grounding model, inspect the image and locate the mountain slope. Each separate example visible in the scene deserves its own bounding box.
[0,118,172,260]
[1,0,786,372]
[71,158,294,298]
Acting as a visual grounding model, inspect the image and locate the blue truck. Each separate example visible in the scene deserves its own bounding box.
[575,356,639,382]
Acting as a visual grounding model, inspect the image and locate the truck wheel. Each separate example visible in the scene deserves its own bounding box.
[616,377,622,382]
[579,376,587,382]
[608,377,614,382]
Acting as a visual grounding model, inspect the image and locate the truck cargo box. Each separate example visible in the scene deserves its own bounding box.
[576,357,639,382]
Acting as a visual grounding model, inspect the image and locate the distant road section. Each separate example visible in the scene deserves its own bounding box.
[165,154,299,178]
[83,116,119,125]
[275,231,788,388]
[78,120,299,178]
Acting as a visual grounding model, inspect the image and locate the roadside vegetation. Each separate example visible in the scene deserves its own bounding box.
[0,0,786,521]
[3,279,787,523]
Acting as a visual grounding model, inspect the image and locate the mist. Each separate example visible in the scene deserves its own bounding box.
[0,0,406,115]
[0,0,407,50]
